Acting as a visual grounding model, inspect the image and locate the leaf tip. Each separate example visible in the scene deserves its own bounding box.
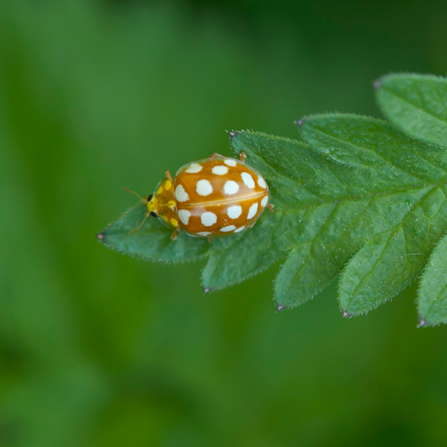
[342,310,352,318]
[203,287,214,294]
[96,232,105,241]
[276,304,287,313]
[373,79,382,90]
[227,130,240,139]
[417,318,427,328]
[294,119,306,127]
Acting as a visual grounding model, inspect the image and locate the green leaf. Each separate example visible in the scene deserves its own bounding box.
[339,229,406,315]
[376,73,447,147]
[418,232,447,326]
[340,182,447,315]
[98,73,447,325]
[276,114,447,310]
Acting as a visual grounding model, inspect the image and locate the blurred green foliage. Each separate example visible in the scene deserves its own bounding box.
[2,0,447,446]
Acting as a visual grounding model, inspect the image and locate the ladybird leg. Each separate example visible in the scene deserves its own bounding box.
[267,203,275,212]
[239,151,246,163]
[165,170,174,184]
[207,237,212,243]
[171,226,180,241]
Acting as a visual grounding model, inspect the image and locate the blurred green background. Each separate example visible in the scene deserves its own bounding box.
[2,0,447,446]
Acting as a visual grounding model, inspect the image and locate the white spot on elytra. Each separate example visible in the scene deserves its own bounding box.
[248,202,258,219]
[258,176,267,189]
[224,180,239,195]
[196,179,213,196]
[234,226,245,233]
[175,184,189,202]
[261,196,268,207]
[185,163,202,173]
[197,231,211,236]
[212,165,229,175]
[227,205,242,219]
[178,209,191,225]
[201,212,217,227]
[224,158,237,167]
[241,172,255,189]
[221,225,236,232]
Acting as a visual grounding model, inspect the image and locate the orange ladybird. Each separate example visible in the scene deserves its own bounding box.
[128,152,272,240]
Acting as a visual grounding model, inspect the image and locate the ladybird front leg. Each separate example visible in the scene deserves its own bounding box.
[171,226,180,241]
[209,153,226,159]
[239,151,246,163]
[267,203,275,212]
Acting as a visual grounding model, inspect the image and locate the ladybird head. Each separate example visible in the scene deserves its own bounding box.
[152,177,178,229]
[146,194,157,217]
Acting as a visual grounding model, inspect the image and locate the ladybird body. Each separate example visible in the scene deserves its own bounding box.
[143,153,270,240]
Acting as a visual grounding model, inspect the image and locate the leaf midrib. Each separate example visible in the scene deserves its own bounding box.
[275,179,446,209]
